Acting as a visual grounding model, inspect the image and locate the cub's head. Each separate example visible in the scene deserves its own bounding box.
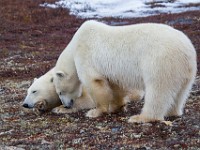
[23,69,61,113]
[53,70,82,108]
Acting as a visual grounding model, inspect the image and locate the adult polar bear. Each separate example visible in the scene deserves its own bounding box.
[53,20,196,123]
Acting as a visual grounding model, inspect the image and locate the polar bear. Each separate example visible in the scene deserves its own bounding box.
[53,21,196,123]
[52,86,96,114]
[22,68,97,114]
[22,68,142,114]
[22,69,62,114]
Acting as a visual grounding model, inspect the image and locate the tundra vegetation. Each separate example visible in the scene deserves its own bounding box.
[0,0,199,149]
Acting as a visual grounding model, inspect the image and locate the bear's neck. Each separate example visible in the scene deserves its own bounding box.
[56,43,76,75]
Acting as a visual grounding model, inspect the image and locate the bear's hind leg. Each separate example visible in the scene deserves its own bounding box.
[128,85,174,123]
[86,78,114,118]
[167,79,194,117]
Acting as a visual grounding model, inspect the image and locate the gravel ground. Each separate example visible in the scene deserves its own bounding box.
[0,0,200,149]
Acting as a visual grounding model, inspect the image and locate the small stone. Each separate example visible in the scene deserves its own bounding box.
[0,88,5,94]
[72,138,82,144]
[131,133,142,138]
[0,145,25,150]
[173,144,180,148]
[80,129,85,134]
[111,127,121,133]
[66,148,74,150]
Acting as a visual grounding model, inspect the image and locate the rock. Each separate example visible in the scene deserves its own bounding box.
[72,138,82,144]
[66,148,74,150]
[173,144,180,148]
[131,133,142,139]
[111,127,121,133]
[0,145,25,150]
[80,129,85,134]
[0,88,5,93]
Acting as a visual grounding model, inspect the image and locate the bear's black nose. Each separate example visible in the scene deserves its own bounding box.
[64,105,71,109]
[64,99,74,109]
[22,103,29,108]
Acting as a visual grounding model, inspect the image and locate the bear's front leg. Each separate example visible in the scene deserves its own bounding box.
[85,78,114,118]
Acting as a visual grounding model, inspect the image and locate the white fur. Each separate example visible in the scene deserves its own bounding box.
[23,68,96,114]
[23,69,61,110]
[54,21,197,122]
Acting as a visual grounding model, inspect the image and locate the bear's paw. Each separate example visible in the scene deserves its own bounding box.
[86,109,103,118]
[128,114,159,123]
[52,106,74,114]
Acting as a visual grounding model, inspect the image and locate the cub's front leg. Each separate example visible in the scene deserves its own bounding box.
[85,77,114,118]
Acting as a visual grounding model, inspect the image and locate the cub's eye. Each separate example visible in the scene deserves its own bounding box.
[59,92,62,96]
[32,91,37,94]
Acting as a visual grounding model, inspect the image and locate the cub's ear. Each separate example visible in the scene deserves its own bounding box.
[34,78,38,82]
[56,71,65,78]
[50,77,53,83]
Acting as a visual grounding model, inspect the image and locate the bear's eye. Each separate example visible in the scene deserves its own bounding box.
[59,92,62,96]
[32,90,37,94]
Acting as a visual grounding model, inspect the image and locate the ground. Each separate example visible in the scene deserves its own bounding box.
[0,0,200,149]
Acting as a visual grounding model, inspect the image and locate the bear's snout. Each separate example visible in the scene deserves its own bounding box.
[64,99,74,109]
[22,103,29,108]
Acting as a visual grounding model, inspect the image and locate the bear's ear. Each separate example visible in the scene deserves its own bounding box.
[56,71,65,78]
[34,78,38,82]
[50,77,53,83]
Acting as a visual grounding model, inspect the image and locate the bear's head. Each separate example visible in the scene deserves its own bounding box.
[22,69,61,113]
[53,70,82,108]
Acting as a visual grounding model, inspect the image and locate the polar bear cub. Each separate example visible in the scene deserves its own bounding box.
[53,21,196,123]
[23,69,61,113]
